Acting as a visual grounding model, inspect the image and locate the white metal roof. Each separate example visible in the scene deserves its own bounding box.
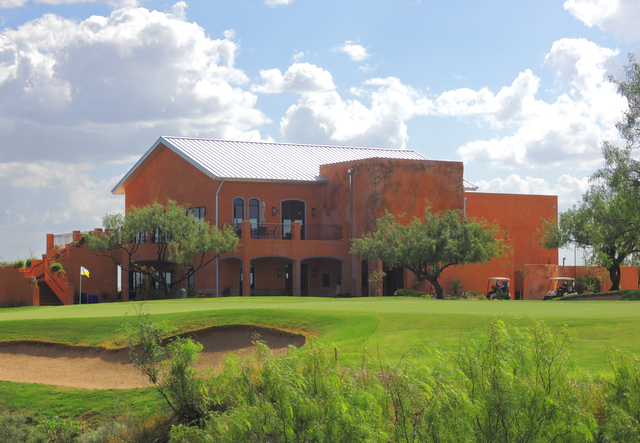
[112,136,478,194]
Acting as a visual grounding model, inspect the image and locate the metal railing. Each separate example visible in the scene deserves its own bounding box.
[235,223,343,241]
[53,233,73,247]
[302,224,343,241]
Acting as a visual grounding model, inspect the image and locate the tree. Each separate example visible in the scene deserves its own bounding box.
[351,208,508,299]
[538,56,640,291]
[540,182,640,291]
[86,200,238,299]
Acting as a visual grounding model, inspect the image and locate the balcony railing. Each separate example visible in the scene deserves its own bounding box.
[234,223,342,241]
[53,233,73,248]
[303,224,343,241]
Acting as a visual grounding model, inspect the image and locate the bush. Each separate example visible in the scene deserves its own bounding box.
[13,260,25,269]
[491,292,511,300]
[25,258,33,268]
[575,275,601,294]
[477,294,487,300]
[100,291,112,303]
[394,288,426,297]
[450,278,464,296]
[0,414,47,443]
[464,290,480,299]
[49,262,65,275]
[37,416,84,443]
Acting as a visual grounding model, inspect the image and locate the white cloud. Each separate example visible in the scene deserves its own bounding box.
[443,38,626,169]
[0,5,269,164]
[0,161,123,260]
[564,0,640,40]
[279,77,433,149]
[251,63,335,94]
[476,173,590,208]
[335,41,370,62]
[292,51,305,62]
[264,0,293,7]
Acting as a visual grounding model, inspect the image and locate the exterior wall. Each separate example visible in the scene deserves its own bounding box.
[0,266,38,306]
[56,243,120,301]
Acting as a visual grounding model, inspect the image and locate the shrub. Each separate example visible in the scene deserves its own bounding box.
[37,415,84,443]
[394,288,427,297]
[477,294,487,300]
[13,260,25,269]
[25,258,33,268]
[0,414,47,443]
[491,291,511,300]
[49,262,65,275]
[450,278,464,296]
[575,275,601,294]
[464,290,480,299]
[100,291,112,303]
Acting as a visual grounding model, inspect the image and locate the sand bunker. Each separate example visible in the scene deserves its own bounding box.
[0,325,305,390]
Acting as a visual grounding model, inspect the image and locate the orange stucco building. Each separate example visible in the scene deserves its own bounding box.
[2,136,635,306]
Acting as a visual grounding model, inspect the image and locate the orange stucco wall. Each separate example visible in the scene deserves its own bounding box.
[0,266,38,306]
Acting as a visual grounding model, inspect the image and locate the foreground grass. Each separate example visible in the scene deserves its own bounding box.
[2,297,640,417]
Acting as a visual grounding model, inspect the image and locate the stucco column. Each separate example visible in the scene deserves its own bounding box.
[368,259,383,297]
[46,234,54,255]
[293,259,300,297]
[241,220,252,297]
[291,221,301,240]
[351,256,361,297]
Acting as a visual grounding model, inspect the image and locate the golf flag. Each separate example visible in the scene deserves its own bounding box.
[81,266,90,278]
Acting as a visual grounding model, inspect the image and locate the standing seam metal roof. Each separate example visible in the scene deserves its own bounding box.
[112,136,478,194]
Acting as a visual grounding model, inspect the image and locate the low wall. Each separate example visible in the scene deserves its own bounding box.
[0,266,37,307]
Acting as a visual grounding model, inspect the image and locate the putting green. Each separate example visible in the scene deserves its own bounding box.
[1,297,640,373]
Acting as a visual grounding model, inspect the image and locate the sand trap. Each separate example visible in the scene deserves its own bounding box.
[0,325,305,390]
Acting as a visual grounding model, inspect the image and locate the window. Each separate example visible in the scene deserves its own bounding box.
[133,231,147,244]
[131,272,145,291]
[233,198,244,228]
[186,206,206,224]
[155,271,175,289]
[323,273,330,287]
[248,198,260,230]
[151,228,169,244]
[187,266,195,290]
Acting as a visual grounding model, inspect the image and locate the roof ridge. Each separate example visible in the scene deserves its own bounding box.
[161,136,416,153]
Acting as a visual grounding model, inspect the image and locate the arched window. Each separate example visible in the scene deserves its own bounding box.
[233,198,244,229]
[249,198,260,230]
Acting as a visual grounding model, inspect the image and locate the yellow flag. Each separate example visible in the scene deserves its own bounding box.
[81,266,90,278]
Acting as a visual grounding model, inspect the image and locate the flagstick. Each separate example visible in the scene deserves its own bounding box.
[79,268,82,313]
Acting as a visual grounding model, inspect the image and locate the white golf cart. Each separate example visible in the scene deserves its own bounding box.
[487,277,511,299]
[543,277,577,300]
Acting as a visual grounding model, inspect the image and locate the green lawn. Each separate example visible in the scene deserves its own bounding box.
[2,296,640,417]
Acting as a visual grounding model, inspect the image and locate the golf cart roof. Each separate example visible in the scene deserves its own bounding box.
[550,277,575,281]
[488,277,510,280]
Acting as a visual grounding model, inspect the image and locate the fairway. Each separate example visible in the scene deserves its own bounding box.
[2,297,640,373]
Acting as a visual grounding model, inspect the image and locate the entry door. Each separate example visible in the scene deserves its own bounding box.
[301,264,309,297]
[281,200,305,239]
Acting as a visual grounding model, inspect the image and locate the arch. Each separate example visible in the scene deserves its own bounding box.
[248,197,261,230]
[232,197,245,228]
[280,199,306,240]
[219,255,242,262]
[301,256,344,297]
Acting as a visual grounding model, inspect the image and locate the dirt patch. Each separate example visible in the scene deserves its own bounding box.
[0,325,305,390]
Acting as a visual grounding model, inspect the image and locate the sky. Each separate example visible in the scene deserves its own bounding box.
[0,0,638,262]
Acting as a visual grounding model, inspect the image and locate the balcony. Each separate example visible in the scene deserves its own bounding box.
[234,223,343,241]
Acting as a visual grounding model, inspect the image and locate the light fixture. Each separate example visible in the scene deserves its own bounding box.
[311,208,316,217]
[277,268,282,277]
[312,269,317,278]
[272,206,277,216]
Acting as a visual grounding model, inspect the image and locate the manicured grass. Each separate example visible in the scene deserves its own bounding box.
[0,382,163,423]
[3,296,640,417]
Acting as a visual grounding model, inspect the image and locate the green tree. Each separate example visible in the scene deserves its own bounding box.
[87,200,238,299]
[539,56,640,291]
[351,208,508,299]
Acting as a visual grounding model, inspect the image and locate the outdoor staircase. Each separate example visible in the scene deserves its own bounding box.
[37,280,63,306]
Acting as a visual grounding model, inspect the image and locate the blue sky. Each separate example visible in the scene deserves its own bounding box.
[0,0,638,261]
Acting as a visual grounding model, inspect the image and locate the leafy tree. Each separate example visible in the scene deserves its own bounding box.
[351,208,508,299]
[87,200,238,299]
[539,56,640,291]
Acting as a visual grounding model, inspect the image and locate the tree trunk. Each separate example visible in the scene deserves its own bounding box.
[609,263,622,291]
[424,276,444,299]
